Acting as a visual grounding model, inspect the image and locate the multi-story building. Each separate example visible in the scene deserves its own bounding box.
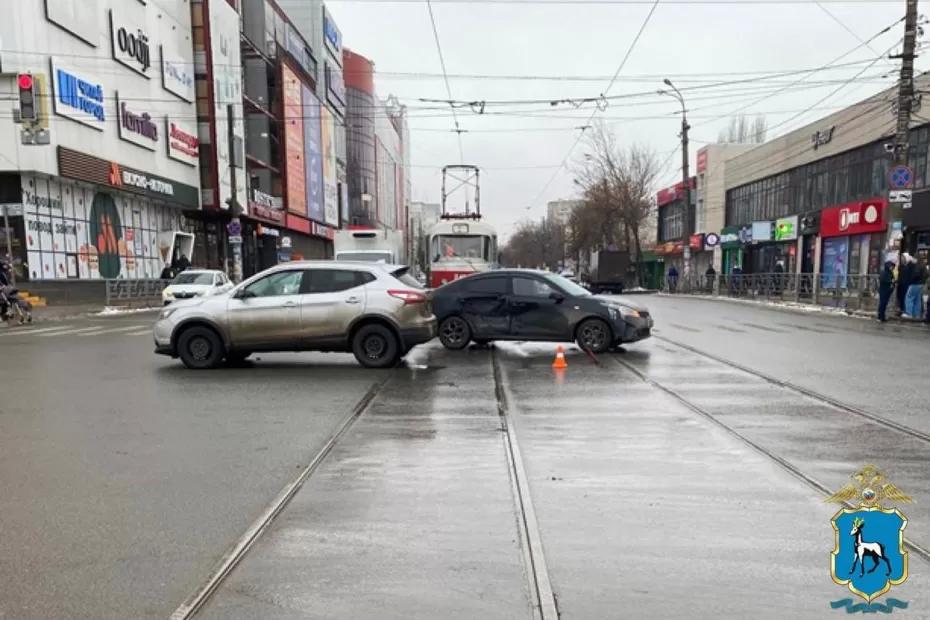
[694,144,754,273]
[547,199,581,229]
[721,74,930,283]
[409,201,441,271]
[654,177,696,275]
[342,49,411,243]
[0,0,200,296]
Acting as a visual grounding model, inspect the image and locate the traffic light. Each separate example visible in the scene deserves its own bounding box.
[18,73,37,122]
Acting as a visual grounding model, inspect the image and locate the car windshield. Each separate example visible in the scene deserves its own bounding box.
[336,252,393,263]
[172,272,214,285]
[433,235,487,261]
[543,273,591,297]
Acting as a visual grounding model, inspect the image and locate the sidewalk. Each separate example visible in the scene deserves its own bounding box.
[660,292,930,327]
[26,304,160,322]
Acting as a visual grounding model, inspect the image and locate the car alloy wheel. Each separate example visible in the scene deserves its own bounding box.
[352,323,400,368]
[439,316,471,350]
[577,318,611,354]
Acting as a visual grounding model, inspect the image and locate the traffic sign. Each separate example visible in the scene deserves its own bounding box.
[226,221,242,236]
[889,190,913,203]
[888,165,914,189]
[228,235,243,244]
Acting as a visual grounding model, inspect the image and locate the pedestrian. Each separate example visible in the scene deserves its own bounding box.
[667,265,679,293]
[904,255,922,318]
[773,259,786,295]
[878,259,895,323]
[160,263,174,280]
[705,264,716,292]
[176,253,191,273]
[896,253,912,316]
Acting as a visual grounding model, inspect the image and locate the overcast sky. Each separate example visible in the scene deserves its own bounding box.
[326,0,926,239]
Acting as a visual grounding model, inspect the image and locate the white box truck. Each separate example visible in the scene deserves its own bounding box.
[334,228,405,264]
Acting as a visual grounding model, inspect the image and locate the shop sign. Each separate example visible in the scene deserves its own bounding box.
[774,215,798,241]
[249,189,286,225]
[281,236,293,249]
[46,0,98,47]
[311,221,335,240]
[322,7,342,61]
[751,221,772,243]
[110,9,152,77]
[166,118,199,166]
[704,232,720,249]
[697,148,708,174]
[161,46,195,102]
[22,190,63,212]
[689,233,704,250]
[654,241,684,256]
[811,125,835,150]
[719,226,741,248]
[820,199,887,238]
[256,224,280,237]
[117,95,158,151]
[57,146,200,209]
[282,64,307,217]
[51,59,105,129]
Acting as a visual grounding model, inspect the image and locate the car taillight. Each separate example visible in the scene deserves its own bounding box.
[388,289,427,305]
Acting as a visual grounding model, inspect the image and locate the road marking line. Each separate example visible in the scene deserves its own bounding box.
[38,326,107,337]
[125,329,153,336]
[170,376,393,620]
[78,325,150,336]
[0,325,75,337]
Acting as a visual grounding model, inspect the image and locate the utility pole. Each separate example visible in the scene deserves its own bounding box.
[225,103,244,282]
[2,205,14,286]
[660,78,692,278]
[889,0,919,254]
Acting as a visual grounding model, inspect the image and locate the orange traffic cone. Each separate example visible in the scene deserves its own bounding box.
[552,345,568,369]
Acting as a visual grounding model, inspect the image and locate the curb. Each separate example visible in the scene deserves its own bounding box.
[659,293,930,329]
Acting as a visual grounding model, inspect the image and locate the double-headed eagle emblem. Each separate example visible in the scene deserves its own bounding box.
[825,465,913,507]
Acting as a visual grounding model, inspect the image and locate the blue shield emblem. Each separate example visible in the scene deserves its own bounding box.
[831,507,908,603]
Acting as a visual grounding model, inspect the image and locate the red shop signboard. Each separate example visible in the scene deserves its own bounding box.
[689,233,704,250]
[820,199,887,238]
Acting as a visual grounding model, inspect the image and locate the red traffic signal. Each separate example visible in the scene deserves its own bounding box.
[18,74,34,90]
[18,73,37,122]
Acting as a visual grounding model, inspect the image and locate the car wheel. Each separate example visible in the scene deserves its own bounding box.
[352,324,400,369]
[438,316,471,350]
[177,326,225,369]
[576,318,612,354]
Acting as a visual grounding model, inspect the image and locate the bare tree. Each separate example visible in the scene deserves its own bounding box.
[502,218,565,270]
[572,120,662,274]
[717,114,767,144]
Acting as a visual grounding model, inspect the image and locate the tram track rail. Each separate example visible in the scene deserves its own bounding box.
[170,374,393,620]
[492,349,560,620]
[608,342,930,565]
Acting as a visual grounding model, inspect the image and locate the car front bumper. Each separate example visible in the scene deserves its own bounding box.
[153,319,175,356]
[612,315,653,344]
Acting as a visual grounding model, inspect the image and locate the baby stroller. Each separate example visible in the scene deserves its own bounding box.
[0,286,32,325]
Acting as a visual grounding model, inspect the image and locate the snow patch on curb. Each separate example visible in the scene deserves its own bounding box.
[95,306,160,316]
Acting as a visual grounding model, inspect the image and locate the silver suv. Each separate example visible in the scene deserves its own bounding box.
[153,261,436,369]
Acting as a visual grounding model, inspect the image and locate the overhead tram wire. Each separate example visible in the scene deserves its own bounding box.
[526,0,662,210]
[425,0,466,164]
[814,0,899,67]
[327,0,904,5]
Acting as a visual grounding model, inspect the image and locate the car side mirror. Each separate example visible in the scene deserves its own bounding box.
[549,291,565,303]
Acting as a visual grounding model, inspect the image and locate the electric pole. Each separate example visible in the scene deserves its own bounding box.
[225,103,244,282]
[889,0,919,254]
[660,78,692,277]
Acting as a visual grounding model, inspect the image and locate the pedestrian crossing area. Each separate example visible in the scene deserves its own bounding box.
[0,323,153,340]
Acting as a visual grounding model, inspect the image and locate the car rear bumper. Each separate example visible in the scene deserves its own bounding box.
[400,318,438,348]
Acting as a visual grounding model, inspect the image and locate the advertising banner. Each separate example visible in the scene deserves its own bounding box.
[775,215,798,241]
[820,199,886,238]
[209,0,245,210]
[302,85,325,223]
[821,236,849,290]
[321,106,339,226]
[50,58,106,131]
[751,221,773,243]
[282,64,306,216]
[719,226,741,249]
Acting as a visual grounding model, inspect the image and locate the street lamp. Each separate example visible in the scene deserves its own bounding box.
[658,78,693,279]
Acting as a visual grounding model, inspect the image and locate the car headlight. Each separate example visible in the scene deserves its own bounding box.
[159,307,179,320]
[608,304,640,319]
[163,289,174,299]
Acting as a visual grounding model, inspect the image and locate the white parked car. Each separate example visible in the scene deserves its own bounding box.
[162,270,233,305]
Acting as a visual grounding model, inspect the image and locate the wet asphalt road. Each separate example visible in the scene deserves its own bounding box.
[1,299,929,619]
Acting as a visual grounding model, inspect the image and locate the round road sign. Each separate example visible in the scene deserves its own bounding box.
[889,165,914,189]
